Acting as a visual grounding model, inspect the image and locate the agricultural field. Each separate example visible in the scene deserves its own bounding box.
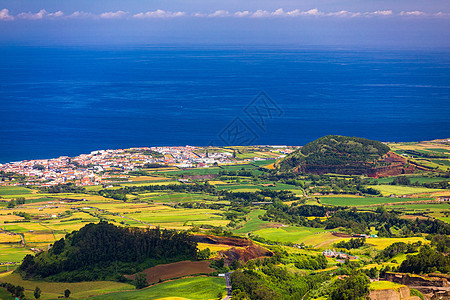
[252,226,330,245]
[0,272,134,299]
[0,141,449,299]
[0,187,33,196]
[90,276,226,300]
[366,185,445,196]
[319,196,427,206]
[233,209,271,235]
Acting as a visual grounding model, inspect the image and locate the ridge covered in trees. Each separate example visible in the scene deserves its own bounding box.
[18,222,197,282]
[276,135,395,175]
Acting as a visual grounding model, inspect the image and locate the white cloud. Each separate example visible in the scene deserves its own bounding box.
[0,8,14,21]
[133,10,185,18]
[251,10,270,18]
[400,10,426,16]
[48,11,64,18]
[327,10,361,17]
[369,10,393,16]
[301,8,324,16]
[100,11,128,19]
[2,7,449,21]
[17,9,48,20]
[435,11,450,17]
[67,11,93,19]
[208,10,229,17]
[234,11,250,17]
[272,8,285,16]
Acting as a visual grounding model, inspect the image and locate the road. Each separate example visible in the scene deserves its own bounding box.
[222,271,233,300]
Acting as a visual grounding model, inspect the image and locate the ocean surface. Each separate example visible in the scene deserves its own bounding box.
[0,46,449,163]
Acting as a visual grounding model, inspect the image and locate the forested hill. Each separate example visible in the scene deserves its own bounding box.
[276,135,400,176]
[18,222,197,282]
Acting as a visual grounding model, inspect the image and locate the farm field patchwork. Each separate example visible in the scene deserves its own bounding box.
[367,185,445,196]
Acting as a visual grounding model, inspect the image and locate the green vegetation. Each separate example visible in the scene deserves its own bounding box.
[1,140,449,300]
[277,135,390,174]
[18,222,197,282]
[0,187,33,195]
[90,276,226,300]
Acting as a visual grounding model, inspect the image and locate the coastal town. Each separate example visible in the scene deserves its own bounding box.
[0,146,295,187]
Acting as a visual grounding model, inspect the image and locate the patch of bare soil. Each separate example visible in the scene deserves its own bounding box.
[125,260,213,284]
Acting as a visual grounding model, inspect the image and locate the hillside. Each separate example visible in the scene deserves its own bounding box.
[17,222,197,282]
[276,135,414,177]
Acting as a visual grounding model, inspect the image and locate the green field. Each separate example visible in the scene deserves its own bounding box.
[90,276,226,300]
[0,272,134,299]
[0,245,33,263]
[369,175,450,185]
[0,287,15,300]
[253,226,328,244]
[367,185,445,196]
[234,209,270,235]
[384,203,450,212]
[319,196,427,206]
[0,187,33,195]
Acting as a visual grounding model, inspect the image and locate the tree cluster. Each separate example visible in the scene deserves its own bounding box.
[18,222,197,282]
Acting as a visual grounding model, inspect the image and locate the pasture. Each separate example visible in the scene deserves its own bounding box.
[234,209,271,235]
[367,185,445,196]
[319,196,425,206]
[253,226,330,245]
[90,276,226,300]
[0,186,33,195]
[0,272,134,299]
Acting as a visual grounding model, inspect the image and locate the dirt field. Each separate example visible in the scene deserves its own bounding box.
[125,260,213,284]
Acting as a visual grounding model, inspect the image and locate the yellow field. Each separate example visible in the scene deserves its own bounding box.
[207,181,228,185]
[129,175,170,181]
[370,281,404,290]
[197,243,239,252]
[0,233,21,243]
[365,237,428,250]
[0,214,24,223]
[121,181,180,187]
[0,272,134,299]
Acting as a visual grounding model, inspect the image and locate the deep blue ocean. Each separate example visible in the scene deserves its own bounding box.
[0,46,449,163]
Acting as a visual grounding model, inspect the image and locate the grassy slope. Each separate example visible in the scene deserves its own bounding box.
[233,209,270,235]
[0,186,33,195]
[253,226,328,244]
[89,277,226,300]
[0,272,134,299]
[367,185,445,196]
[319,196,426,206]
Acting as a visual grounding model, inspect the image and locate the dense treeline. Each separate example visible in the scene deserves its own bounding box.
[329,273,370,300]
[335,238,366,250]
[231,259,330,300]
[18,222,197,282]
[376,241,420,261]
[40,183,86,194]
[261,202,344,227]
[399,245,450,274]
[430,234,450,253]
[325,208,450,236]
[0,282,25,299]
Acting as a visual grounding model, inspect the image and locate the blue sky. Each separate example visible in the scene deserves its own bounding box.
[1,0,449,47]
